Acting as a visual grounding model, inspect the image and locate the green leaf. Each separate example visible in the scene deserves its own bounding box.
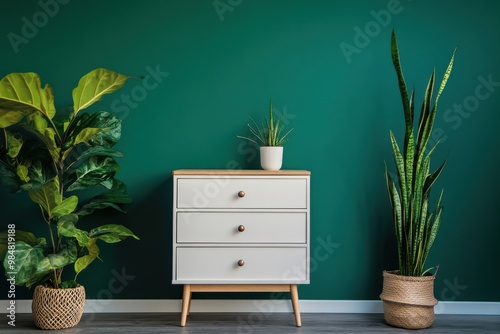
[69,111,121,147]
[415,197,429,267]
[74,240,99,275]
[403,129,414,213]
[72,147,124,164]
[43,127,60,161]
[73,127,103,146]
[1,138,54,192]
[52,195,78,217]
[14,231,44,246]
[422,189,444,263]
[5,130,23,158]
[83,111,122,148]
[423,159,447,198]
[389,131,408,221]
[72,68,131,114]
[75,230,90,246]
[56,214,91,246]
[77,201,124,217]
[385,166,403,272]
[16,165,30,182]
[76,179,131,216]
[47,240,77,268]
[28,178,61,218]
[74,255,95,274]
[434,48,457,111]
[57,214,80,237]
[0,109,25,128]
[416,70,435,150]
[410,156,429,270]
[65,156,120,191]
[60,280,78,289]
[62,112,122,163]
[19,160,54,192]
[0,230,45,262]
[0,72,56,120]
[27,111,49,137]
[391,30,412,132]
[89,224,139,243]
[3,240,48,286]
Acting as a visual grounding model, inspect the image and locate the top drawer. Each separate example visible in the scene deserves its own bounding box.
[176,177,307,209]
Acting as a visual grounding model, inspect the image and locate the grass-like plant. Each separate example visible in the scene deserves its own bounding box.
[237,100,293,146]
[385,30,456,276]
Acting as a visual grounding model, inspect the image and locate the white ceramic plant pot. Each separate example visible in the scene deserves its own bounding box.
[260,146,283,171]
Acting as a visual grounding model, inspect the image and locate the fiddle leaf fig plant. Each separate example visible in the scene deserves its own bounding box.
[0,68,139,289]
[385,30,456,276]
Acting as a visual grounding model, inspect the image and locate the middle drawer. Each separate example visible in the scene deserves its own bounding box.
[176,212,307,243]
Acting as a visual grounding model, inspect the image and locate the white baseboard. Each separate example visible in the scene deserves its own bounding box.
[2,299,499,315]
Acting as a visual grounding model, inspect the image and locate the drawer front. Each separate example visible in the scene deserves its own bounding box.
[176,178,307,209]
[177,212,307,243]
[176,247,307,282]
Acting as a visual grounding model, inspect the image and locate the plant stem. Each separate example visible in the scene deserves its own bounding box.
[53,269,59,289]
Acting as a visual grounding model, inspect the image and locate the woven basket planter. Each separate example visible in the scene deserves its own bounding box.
[32,284,85,330]
[380,270,438,329]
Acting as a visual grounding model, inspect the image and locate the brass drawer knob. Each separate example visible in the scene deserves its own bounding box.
[237,191,245,198]
[238,225,245,232]
[237,260,245,267]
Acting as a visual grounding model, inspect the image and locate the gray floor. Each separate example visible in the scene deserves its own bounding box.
[1,313,499,333]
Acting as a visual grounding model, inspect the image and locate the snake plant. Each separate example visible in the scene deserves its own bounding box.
[0,69,139,289]
[385,30,456,276]
[237,100,293,146]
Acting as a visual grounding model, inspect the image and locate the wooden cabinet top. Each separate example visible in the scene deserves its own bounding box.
[172,169,310,176]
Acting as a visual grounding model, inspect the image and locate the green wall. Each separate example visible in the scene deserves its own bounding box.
[1,0,499,302]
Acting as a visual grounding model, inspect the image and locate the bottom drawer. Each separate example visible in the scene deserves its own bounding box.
[175,247,307,283]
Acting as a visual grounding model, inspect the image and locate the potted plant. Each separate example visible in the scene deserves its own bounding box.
[380,30,456,329]
[237,100,293,171]
[0,68,139,329]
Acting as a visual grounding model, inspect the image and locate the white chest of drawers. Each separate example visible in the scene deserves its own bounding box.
[172,169,310,327]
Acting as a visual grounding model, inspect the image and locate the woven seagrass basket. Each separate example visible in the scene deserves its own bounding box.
[32,284,85,330]
[380,270,438,329]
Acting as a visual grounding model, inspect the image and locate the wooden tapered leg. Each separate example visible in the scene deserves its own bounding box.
[290,284,301,327]
[187,291,192,315]
[180,285,191,327]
